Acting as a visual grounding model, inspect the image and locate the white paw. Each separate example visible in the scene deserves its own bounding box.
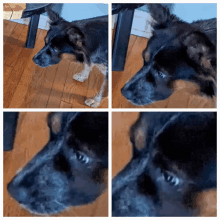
[73,73,88,82]
[85,98,101,108]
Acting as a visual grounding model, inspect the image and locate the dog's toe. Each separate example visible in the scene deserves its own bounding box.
[85,98,101,108]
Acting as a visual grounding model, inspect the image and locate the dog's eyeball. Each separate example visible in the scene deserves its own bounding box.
[52,47,59,53]
[163,172,179,186]
[157,71,166,79]
[75,152,90,164]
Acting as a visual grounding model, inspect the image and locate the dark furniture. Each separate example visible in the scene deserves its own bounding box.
[3,112,19,151]
[22,3,51,48]
[112,4,145,71]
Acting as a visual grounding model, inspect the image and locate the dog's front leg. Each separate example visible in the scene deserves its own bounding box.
[85,65,108,108]
[73,63,93,82]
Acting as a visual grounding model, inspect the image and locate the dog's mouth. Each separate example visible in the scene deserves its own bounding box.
[7,181,67,215]
[32,56,49,68]
[32,55,60,68]
[121,87,153,106]
[19,201,68,216]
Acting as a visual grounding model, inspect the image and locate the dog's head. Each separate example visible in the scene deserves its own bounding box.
[33,9,86,67]
[112,112,216,216]
[7,112,108,215]
[121,4,216,106]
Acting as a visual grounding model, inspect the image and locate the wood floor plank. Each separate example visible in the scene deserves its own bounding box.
[60,101,72,108]
[47,59,71,108]
[3,65,13,88]
[4,23,27,66]
[6,25,29,68]
[4,48,33,108]
[30,65,58,108]
[8,29,46,108]
[3,20,17,43]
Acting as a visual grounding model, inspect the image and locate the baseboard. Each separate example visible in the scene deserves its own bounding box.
[10,10,152,37]
[9,15,50,30]
[112,9,153,38]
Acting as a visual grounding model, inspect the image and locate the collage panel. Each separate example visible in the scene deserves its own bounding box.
[3,3,108,108]
[112,112,217,216]
[112,3,216,108]
[3,112,108,216]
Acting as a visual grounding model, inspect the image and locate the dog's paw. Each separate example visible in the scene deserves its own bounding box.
[85,97,101,108]
[73,73,88,82]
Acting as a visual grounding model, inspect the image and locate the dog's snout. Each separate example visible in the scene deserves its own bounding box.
[7,182,29,204]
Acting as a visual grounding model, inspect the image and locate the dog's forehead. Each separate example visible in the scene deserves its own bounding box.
[66,112,108,156]
[144,32,179,63]
[154,113,216,172]
[144,21,192,63]
[46,26,65,42]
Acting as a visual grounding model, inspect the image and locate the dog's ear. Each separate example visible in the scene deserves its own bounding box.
[46,8,63,24]
[183,32,216,72]
[47,113,63,136]
[67,27,85,48]
[130,113,180,156]
[182,32,216,96]
[130,113,149,153]
[47,112,79,137]
[147,4,178,27]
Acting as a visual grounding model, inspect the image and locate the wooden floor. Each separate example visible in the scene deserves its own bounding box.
[112,112,216,216]
[3,113,108,217]
[112,35,216,108]
[3,20,108,108]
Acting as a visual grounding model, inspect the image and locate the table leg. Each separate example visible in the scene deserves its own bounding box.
[25,14,40,48]
[112,10,134,71]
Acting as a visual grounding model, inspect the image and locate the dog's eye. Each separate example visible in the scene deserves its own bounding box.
[157,71,166,79]
[53,47,59,53]
[75,152,90,164]
[162,172,179,186]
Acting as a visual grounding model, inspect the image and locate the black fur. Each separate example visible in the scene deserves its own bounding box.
[7,112,108,215]
[121,4,216,106]
[112,112,216,216]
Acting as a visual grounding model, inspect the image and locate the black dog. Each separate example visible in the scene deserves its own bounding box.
[33,8,108,107]
[112,112,216,216]
[7,112,108,215]
[121,4,216,106]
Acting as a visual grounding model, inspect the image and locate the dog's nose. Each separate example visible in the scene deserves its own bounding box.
[7,182,29,204]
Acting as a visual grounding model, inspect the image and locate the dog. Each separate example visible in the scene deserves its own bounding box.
[33,8,108,108]
[7,112,108,215]
[112,112,216,216]
[121,4,216,106]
